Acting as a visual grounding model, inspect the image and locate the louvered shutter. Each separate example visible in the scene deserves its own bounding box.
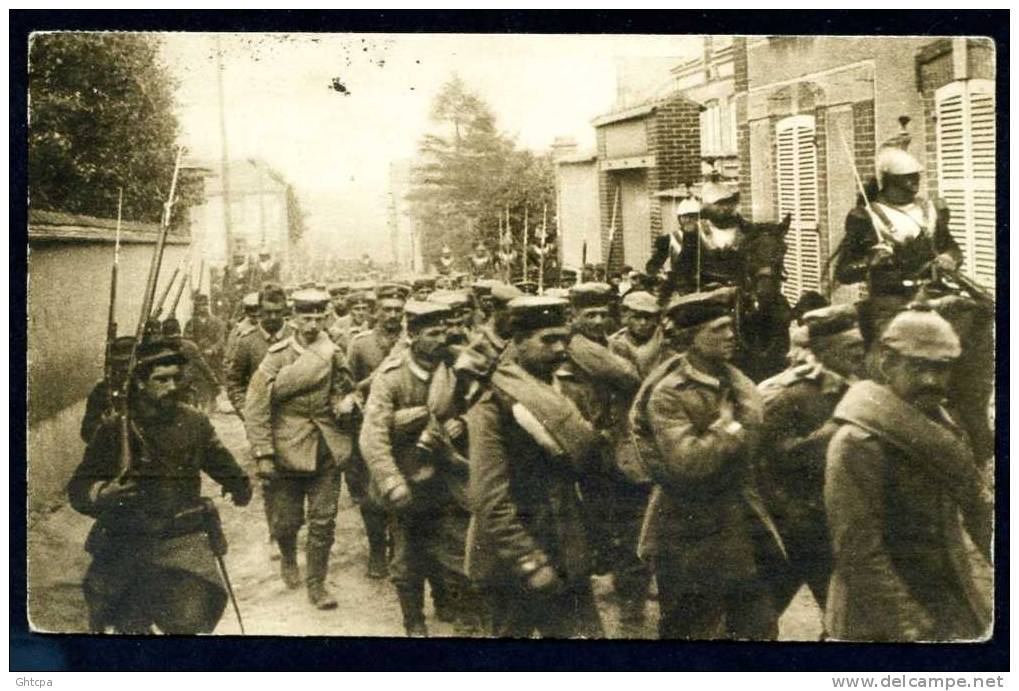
[775,115,821,302]
[936,79,995,293]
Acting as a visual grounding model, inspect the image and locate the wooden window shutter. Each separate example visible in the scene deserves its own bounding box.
[775,114,821,302]
[936,79,995,293]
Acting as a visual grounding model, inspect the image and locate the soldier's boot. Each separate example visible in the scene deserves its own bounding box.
[306,546,338,610]
[397,586,428,637]
[361,507,389,579]
[278,535,301,590]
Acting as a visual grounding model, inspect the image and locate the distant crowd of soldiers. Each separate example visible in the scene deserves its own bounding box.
[69,135,993,640]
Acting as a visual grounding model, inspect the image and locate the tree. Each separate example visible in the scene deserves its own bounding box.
[285,184,306,247]
[407,75,556,275]
[28,32,197,225]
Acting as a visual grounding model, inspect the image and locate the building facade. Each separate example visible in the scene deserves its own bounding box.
[732,36,996,302]
[592,91,703,274]
[188,158,291,267]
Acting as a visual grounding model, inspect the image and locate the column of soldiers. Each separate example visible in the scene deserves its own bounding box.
[69,138,992,639]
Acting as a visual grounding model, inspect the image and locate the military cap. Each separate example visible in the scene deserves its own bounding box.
[569,282,615,309]
[801,304,859,340]
[300,280,317,290]
[621,290,661,314]
[559,267,578,281]
[490,282,524,306]
[328,282,351,297]
[544,287,572,299]
[471,279,498,297]
[376,282,409,301]
[291,288,331,314]
[135,336,186,369]
[427,290,471,310]
[315,282,327,291]
[701,181,739,205]
[514,280,538,295]
[507,296,570,334]
[665,287,736,329]
[880,306,960,361]
[412,276,437,291]
[242,292,260,309]
[345,290,372,307]
[192,292,210,304]
[676,197,702,216]
[404,300,451,329]
[109,335,137,361]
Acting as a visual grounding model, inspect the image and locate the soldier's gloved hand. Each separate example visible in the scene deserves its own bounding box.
[387,482,412,510]
[226,477,253,507]
[92,478,140,510]
[255,456,277,481]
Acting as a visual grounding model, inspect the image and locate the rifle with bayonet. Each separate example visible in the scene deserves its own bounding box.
[112,146,185,484]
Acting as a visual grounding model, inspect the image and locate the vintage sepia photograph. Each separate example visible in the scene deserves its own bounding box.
[24,28,996,646]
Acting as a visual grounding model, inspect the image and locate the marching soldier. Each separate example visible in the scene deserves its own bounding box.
[244,288,355,609]
[67,337,253,633]
[427,290,473,349]
[327,289,373,351]
[184,293,228,377]
[225,292,261,366]
[608,290,664,378]
[347,283,408,391]
[757,304,866,617]
[225,284,291,418]
[825,307,991,641]
[564,283,641,569]
[324,282,351,332]
[631,288,784,639]
[465,296,604,638]
[360,301,474,636]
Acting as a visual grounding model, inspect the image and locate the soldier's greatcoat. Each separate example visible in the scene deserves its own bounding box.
[244,332,353,472]
[225,324,292,414]
[67,403,249,630]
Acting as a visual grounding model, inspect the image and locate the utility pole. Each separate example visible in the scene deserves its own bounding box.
[215,34,235,266]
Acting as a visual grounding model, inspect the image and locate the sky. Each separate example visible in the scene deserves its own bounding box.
[159,33,701,259]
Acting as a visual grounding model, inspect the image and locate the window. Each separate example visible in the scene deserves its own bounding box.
[936,79,995,293]
[775,114,821,302]
[700,98,737,157]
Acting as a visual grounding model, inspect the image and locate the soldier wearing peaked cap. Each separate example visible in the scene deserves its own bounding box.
[341,282,408,580]
[756,303,866,618]
[184,294,228,400]
[243,288,356,610]
[225,292,261,367]
[565,283,651,631]
[630,289,784,640]
[411,277,436,301]
[610,291,665,379]
[324,282,351,332]
[451,282,524,399]
[824,307,991,641]
[68,337,253,633]
[327,289,373,352]
[360,300,478,636]
[427,290,473,349]
[465,296,604,638]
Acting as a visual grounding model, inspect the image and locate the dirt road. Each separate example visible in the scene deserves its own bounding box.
[27,405,824,640]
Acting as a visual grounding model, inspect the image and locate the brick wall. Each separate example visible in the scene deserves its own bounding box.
[852,100,876,184]
[734,37,751,217]
[649,95,702,238]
